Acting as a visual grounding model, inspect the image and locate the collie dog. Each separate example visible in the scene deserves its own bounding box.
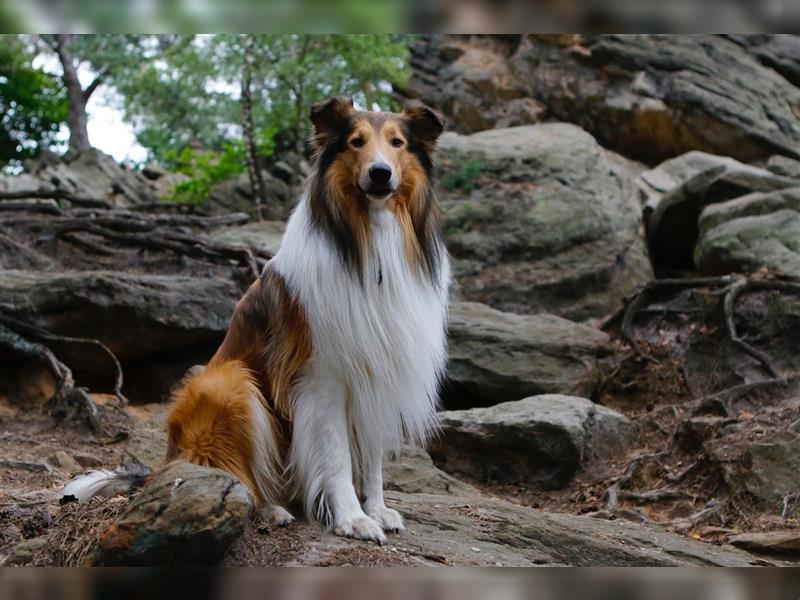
[64,97,449,544]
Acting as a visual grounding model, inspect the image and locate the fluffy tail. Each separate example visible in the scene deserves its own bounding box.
[61,463,151,504]
[165,360,282,507]
[61,361,282,508]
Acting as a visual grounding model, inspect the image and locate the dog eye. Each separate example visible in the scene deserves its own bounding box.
[391,138,404,148]
[350,138,364,148]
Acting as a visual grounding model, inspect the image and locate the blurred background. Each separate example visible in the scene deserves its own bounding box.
[0,0,798,34]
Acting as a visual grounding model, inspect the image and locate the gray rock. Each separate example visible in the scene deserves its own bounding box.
[271,161,294,183]
[729,530,800,556]
[430,395,635,489]
[767,155,800,180]
[0,270,237,363]
[636,151,798,268]
[3,538,47,566]
[125,403,170,470]
[439,124,652,320]
[92,461,252,566]
[208,221,285,257]
[141,163,167,180]
[7,148,159,206]
[446,302,612,407]
[409,35,800,163]
[694,188,800,276]
[384,446,477,497]
[740,432,800,503]
[208,171,291,219]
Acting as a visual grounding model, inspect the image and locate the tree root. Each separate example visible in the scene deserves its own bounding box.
[0,323,102,432]
[620,274,800,378]
[0,188,110,209]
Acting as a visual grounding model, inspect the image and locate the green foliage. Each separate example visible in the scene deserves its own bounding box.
[441,160,482,193]
[165,130,275,204]
[121,34,409,162]
[0,37,67,169]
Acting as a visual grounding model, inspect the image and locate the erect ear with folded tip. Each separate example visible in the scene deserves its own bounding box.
[402,100,445,150]
[309,96,355,149]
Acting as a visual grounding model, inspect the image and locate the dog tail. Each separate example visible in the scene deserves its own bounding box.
[61,360,281,508]
[165,360,282,507]
[61,463,151,504]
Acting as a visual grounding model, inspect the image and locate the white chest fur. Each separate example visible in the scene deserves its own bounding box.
[273,198,450,455]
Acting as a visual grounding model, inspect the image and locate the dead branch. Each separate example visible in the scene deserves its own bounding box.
[605,451,668,511]
[670,501,722,533]
[0,459,53,473]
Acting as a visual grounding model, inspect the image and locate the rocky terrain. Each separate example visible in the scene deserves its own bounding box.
[3,34,800,566]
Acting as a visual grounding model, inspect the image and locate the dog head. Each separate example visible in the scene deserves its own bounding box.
[310,96,444,208]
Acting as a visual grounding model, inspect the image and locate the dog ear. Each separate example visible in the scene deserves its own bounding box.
[310,96,354,148]
[403,100,445,149]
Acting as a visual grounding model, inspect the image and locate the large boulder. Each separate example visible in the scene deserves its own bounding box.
[445,302,611,408]
[5,148,160,206]
[738,432,800,503]
[207,171,291,219]
[92,461,252,566]
[208,221,285,257]
[430,395,635,489]
[408,35,800,164]
[695,188,800,277]
[439,124,653,320]
[635,151,799,268]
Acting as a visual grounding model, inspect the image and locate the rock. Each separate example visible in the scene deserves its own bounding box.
[9,362,55,408]
[141,163,167,180]
[208,221,285,257]
[636,151,798,268]
[439,124,653,320]
[384,446,477,497]
[92,461,252,566]
[767,155,800,179]
[729,530,800,556]
[0,270,239,402]
[430,395,635,489]
[4,538,47,566]
[739,432,800,503]
[726,34,800,87]
[694,188,800,276]
[409,35,800,164]
[445,302,612,407]
[47,451,80,474]
[271,161,294,183]
[208,171,291,220]
[8,148,159,206]
[73,452,104,468]
[124,403,170,470]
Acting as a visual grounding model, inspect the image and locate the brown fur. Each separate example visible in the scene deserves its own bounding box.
[166,360,263,501]
[167,265,310,504]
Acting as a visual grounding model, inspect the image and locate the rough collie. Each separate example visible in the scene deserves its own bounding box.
[64,97,449,544]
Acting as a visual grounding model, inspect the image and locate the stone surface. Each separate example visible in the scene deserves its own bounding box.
[408,34,800,164]
[430,395,635,489]
[92,461,252,566]
[739,432,800,503]
[445,302,612,408]
[208,170,291,220]
[636,151,798,268]
[208,221,285,257]
[3,538,47,566]
[695,188,800,277]
[729,530,800,556]
[384,446,478,497]
[7,148,160,206]
[439,123,652,320]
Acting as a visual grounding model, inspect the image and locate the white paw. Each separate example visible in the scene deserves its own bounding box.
[261,505,296,527]
[334,514,387,545]
[365,505,405,533]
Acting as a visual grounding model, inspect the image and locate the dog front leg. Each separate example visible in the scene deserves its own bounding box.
[362,443,404,533]
[291,379,386,544]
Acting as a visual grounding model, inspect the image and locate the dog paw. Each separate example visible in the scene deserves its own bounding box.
[334,514,387,545]
[365,505,405,533]
[261,505,296,527]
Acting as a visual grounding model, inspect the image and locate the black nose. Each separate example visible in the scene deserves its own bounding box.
[368,163,392,185]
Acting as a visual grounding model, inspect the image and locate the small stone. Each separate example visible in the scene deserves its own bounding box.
[4,537,46,565]
[48,450,80,474]
[73,452,104,468]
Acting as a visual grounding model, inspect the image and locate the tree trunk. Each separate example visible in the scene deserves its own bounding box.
[240,35,266,220]
[54,34,92,154]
